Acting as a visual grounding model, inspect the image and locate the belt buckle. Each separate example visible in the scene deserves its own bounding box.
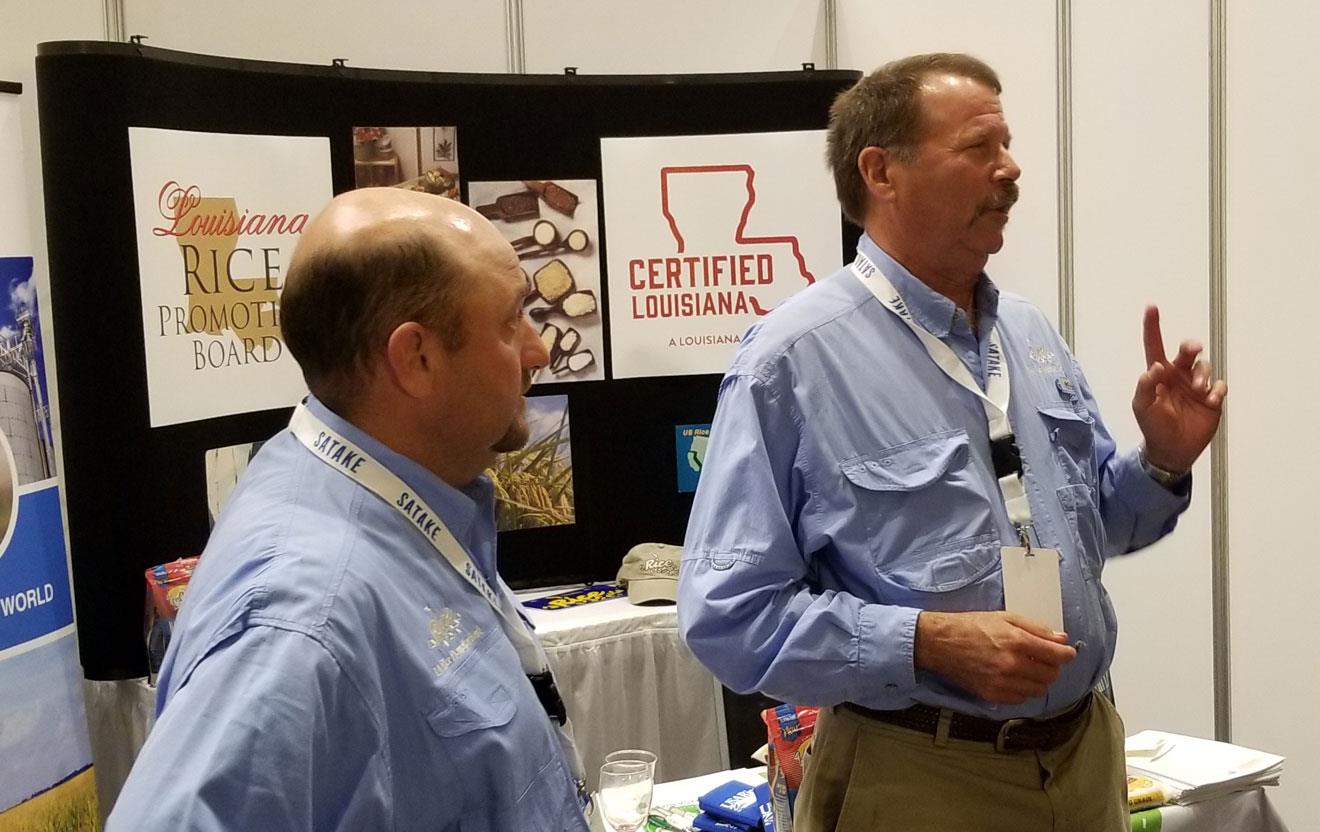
[994,718,1029,753]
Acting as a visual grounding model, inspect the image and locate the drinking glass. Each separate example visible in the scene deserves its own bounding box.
[598,759,653,832]
[603,748,658,777]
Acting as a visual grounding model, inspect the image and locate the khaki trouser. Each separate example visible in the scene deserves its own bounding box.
[795,694,1128,831]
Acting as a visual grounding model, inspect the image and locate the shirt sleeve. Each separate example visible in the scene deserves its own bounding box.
[678,371,921,709]
[1073,359,1192,557]
[106,625,391,832]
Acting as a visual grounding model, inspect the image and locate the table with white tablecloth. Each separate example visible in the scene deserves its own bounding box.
[612,768,1291,832]
[1133,789,1289,832]
[519,591,730,792]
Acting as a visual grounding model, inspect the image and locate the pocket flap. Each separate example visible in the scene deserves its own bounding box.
[841,431,968,492]
[1037,402,1093,425]
[426,677,516,737]
[425,637,518,738]
[881,534,1001,593]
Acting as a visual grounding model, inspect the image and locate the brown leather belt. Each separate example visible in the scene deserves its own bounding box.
[840,693,1092,753]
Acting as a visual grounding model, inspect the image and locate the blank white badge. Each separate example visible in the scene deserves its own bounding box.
[1000,547,1064,632]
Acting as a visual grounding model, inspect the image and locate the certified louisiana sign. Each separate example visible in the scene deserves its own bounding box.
[129,128,331,427]
[601,131,841,379]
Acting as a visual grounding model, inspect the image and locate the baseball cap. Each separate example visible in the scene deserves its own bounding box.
[616,542,682,606]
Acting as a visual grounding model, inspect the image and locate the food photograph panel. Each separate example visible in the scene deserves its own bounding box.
[467,179,604,383]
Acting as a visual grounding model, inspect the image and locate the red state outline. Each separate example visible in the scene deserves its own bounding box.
[659,164,815,315]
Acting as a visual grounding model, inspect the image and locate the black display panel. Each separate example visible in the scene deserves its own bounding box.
[36,41,860,679]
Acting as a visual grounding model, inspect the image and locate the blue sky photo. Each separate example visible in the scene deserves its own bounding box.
[524,394,570,451]
[0,633,92,811]
[0,257,52,452]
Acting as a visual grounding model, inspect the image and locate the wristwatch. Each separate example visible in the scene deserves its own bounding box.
[1138,447,1190,490]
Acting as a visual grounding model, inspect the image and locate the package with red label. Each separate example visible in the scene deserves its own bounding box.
[144,556,199,683]
[761,704,819,832]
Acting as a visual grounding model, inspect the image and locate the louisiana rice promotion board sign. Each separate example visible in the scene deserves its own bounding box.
[600,130,842,379]
[128,128,331,427]
[0,85,97,829]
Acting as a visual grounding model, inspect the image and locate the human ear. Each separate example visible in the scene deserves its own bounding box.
[384,321,440,399]
[858,146,897,203]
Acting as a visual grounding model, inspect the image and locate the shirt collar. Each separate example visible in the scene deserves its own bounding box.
[857,234,1001,338]
[303,395,491,544]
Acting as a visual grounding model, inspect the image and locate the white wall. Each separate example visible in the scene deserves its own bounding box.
[836,0,1061,318]
[123,0,828,75]
[524,0,825,74]
[1071,0,1215,740]
[123,0,508,71]
[1226,0,1320,824]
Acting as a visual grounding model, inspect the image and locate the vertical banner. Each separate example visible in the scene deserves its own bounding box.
[128,128,332,427]
[601,130,842,379]
[0,87,97,830]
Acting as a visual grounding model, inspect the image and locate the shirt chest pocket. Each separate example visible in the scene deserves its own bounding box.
[1037,402,1096,486]
[839,429,996,581]
[422,640,574,830]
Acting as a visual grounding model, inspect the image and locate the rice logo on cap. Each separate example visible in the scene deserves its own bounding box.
[616,542,683,606]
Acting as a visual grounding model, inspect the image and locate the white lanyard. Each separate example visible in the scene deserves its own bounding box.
[288,403,589,798]
[849,251,1034,538]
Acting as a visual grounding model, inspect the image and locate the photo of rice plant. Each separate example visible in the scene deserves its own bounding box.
[488,394,575,531]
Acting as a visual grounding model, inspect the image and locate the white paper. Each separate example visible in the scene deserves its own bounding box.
[1125,730,1285,792]
[1126,730,1285,805]
[1000,546,1064,632]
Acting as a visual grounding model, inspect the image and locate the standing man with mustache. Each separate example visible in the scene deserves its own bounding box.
[109,188,590,831]
[679,53,1225,831]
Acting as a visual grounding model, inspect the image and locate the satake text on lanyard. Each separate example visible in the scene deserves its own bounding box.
[310,430,461,549]
[297,411,505,614]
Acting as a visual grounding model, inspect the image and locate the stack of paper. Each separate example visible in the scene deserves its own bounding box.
[1125,730,1285,806]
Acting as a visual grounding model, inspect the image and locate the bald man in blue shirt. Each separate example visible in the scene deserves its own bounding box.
[110,189,588,831]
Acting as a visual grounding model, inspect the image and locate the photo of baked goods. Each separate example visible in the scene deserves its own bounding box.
[468,179,604,383]
[351,126,460,198]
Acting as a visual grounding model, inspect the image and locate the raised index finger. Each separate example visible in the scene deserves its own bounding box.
[1143,304,1167,368]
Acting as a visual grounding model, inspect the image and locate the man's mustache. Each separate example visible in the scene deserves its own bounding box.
[982,183,1020,214]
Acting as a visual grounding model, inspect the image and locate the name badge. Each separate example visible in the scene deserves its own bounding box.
[1000,546,1064,632]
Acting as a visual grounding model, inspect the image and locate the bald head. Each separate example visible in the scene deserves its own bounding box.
[293,187,511,282]
[281,188,519,412]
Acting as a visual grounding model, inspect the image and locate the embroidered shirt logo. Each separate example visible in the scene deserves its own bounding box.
[426,606,462,649]
[425,606,484,677]
[1028,344,1061,373]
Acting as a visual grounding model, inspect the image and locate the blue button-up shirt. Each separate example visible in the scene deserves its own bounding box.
[678,235,1189,720]
[109,397,588,832]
